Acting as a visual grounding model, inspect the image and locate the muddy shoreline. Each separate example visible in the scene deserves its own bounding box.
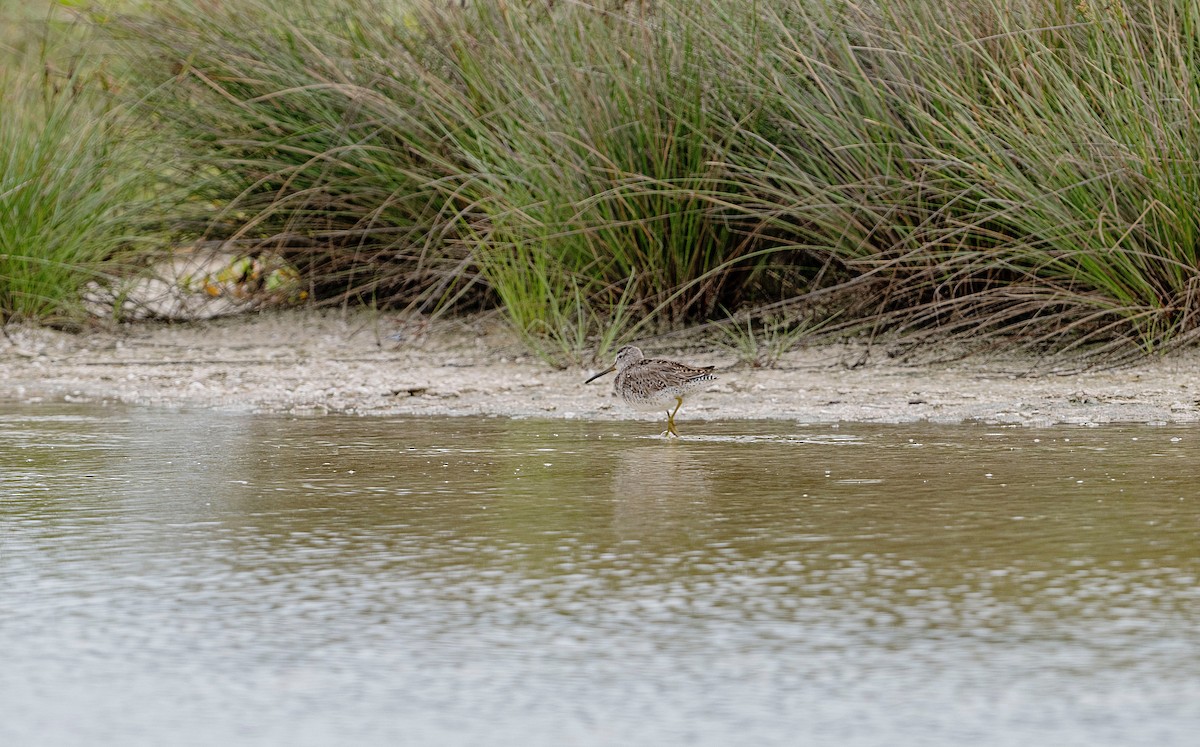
[4,310,1200,427]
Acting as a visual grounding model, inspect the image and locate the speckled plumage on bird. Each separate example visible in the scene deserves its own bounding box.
[584,345,716,436]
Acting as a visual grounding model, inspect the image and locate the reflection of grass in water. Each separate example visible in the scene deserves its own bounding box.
[13,407,1196,633]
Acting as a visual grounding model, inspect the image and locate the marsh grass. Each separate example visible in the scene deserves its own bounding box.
[714,0,1200,357]
[110,0,801,362]
[0,5,161,324]
[713,308,842,368]
[87,0,1200,360]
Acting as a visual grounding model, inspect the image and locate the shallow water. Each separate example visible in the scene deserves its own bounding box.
[2,404,1199,746]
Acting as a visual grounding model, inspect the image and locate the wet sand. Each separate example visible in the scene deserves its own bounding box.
[4,310,1200,427]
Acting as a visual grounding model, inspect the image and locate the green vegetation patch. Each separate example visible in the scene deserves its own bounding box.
[1,1,166,324]
[9,0,1200,363]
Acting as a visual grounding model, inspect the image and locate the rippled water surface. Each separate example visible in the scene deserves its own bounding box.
[2,404,1199,746]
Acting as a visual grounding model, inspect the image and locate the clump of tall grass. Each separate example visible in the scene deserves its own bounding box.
[106,0,481,315]
[412,1,796,359]
[111,0,798,363]
[710,0,1200,356]
[0,10,159,325]
[111,0,1200,360]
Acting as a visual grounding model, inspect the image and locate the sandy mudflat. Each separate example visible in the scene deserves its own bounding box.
[3,310,1200,427]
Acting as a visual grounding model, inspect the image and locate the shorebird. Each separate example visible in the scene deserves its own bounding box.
[585,345,716,437]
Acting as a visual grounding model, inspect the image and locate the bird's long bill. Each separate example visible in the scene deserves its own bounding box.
[584,365,616,384]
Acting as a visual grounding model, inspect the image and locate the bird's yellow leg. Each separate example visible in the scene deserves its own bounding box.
[665,396,683,437]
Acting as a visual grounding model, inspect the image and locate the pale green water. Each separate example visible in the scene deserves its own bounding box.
[2,404,1199,746]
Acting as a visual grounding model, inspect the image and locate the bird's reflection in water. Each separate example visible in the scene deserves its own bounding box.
[610,444,714,541]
